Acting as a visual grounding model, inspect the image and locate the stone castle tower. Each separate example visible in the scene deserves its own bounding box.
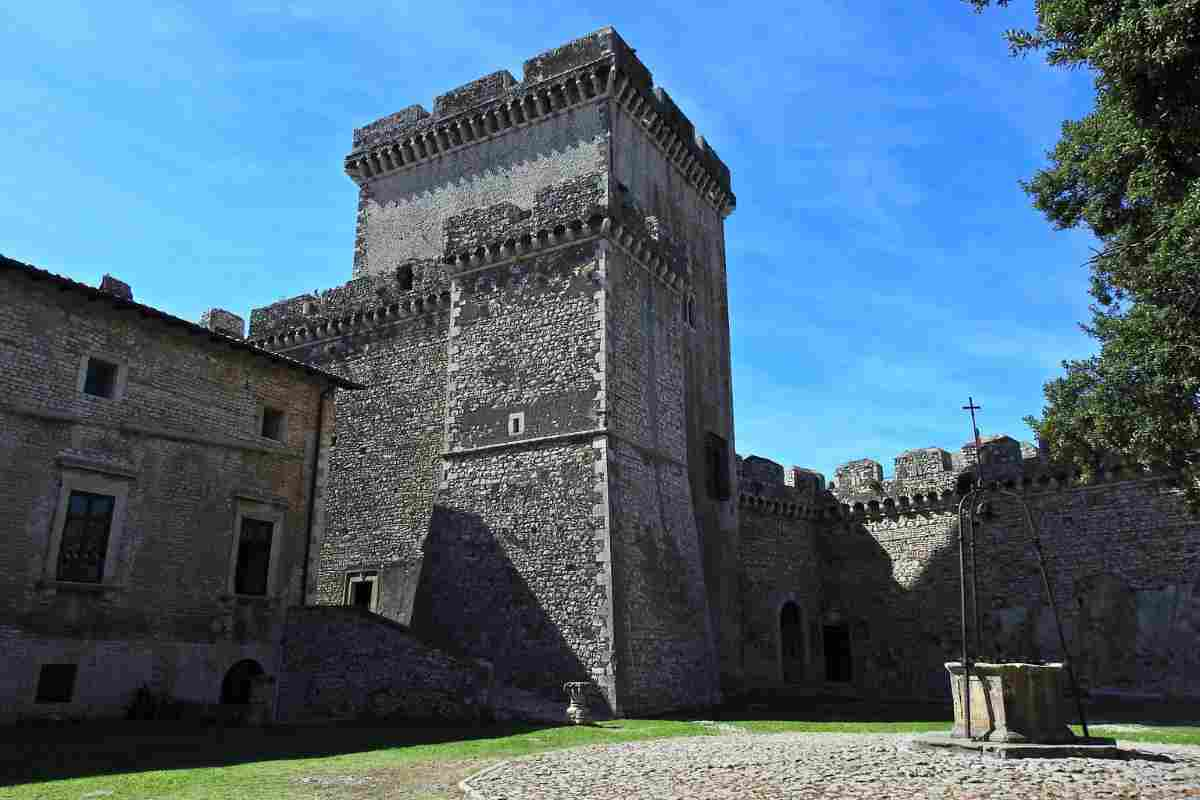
[248,28,739,714]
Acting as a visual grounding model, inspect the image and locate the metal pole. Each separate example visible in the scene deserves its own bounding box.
[1016,499,1090,739]
[967,502,981,663]
[956,492,974,739]
[963,397,986,673]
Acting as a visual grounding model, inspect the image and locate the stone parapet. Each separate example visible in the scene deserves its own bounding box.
[833,458,884,493]
[246,263,451,349]
[343,27,734,217]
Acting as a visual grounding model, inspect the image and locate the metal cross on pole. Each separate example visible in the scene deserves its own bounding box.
[957,397,985,739]
[962,396,984,464]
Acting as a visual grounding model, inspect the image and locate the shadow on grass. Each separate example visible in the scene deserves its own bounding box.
[0,718,560,788]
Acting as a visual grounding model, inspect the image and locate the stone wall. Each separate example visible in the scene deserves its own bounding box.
[0,260,342,722]
[833,459,884,494]
[249,268,451,621]
[430,237,615,706]
[608,63,741,692]
[824,449,1200,701]
[277,606,491,722]
[604,247,718,712]
[737,468,826,687]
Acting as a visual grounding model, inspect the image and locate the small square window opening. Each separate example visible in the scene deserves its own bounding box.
[83,357,119,398]
[508,412,525,436]
[261,407,285,440]
[35,664,78,703]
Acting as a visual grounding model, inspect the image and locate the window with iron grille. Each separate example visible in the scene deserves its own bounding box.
[56,491,115,583]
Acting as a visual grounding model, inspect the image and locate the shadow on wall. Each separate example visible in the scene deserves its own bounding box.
[823,498,1200,702]
[818,520,953,699]
[410,505,610,715]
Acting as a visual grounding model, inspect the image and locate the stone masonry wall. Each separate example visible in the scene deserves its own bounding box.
[427,237,614,704]
[608,65,741,692]
[447,242,602,448]
[738,490,824,686]
[0,266,333,721]
[824,471,1200,701]
[278,606,491,722]
[604,246,719,713]
[248,268,451,622]
[351,100,610,278]
[421,443,609,700]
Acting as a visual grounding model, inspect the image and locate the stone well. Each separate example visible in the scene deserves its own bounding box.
[946,662,1075,744]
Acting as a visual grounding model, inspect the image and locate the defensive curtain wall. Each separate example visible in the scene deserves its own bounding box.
[741,436,1200,702]
[249,27,738,716]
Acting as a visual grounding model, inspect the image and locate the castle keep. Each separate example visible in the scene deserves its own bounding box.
[249,28,739,715]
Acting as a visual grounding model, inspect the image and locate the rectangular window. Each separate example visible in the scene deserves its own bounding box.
[35,664,78,703]
[56,491,115,583]
[234,518,274,596]
[705,433,731,500]
[260,407,285,440]
[345,571,378,611]
[508,412,525,436]
[82,357,119,398]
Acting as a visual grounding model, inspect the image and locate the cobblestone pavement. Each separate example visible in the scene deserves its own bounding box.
[461,733,1200,799]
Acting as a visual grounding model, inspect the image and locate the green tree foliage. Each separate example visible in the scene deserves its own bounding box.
[970,0,1200,504]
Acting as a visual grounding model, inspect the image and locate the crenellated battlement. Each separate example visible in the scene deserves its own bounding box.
[735,454,841,520]
[342,27,735,217]
[826,434,1168,521]
[736,438,1173,526]
[246,261,452,351]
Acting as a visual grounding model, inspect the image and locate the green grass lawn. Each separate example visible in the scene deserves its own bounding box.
[1074,724,1200,746]
[3,713,1198,800]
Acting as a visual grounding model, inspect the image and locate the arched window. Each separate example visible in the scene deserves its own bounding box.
[221,659,264,704]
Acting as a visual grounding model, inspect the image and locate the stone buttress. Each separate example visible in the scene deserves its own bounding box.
[249,27,738,715]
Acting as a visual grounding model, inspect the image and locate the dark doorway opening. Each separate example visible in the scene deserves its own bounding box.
[823,624,852,682]
[780,602,805,683]
[221,659,264,704]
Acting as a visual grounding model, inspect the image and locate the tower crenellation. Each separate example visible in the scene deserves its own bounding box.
[342,27,734,222]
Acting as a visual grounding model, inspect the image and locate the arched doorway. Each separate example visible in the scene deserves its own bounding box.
[780,602,805,683]
[221,659,264,704]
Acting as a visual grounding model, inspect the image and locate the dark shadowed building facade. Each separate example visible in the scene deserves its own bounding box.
[0,255,366,722]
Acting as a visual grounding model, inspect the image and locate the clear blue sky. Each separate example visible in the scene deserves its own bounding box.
[1,1,1098,481]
